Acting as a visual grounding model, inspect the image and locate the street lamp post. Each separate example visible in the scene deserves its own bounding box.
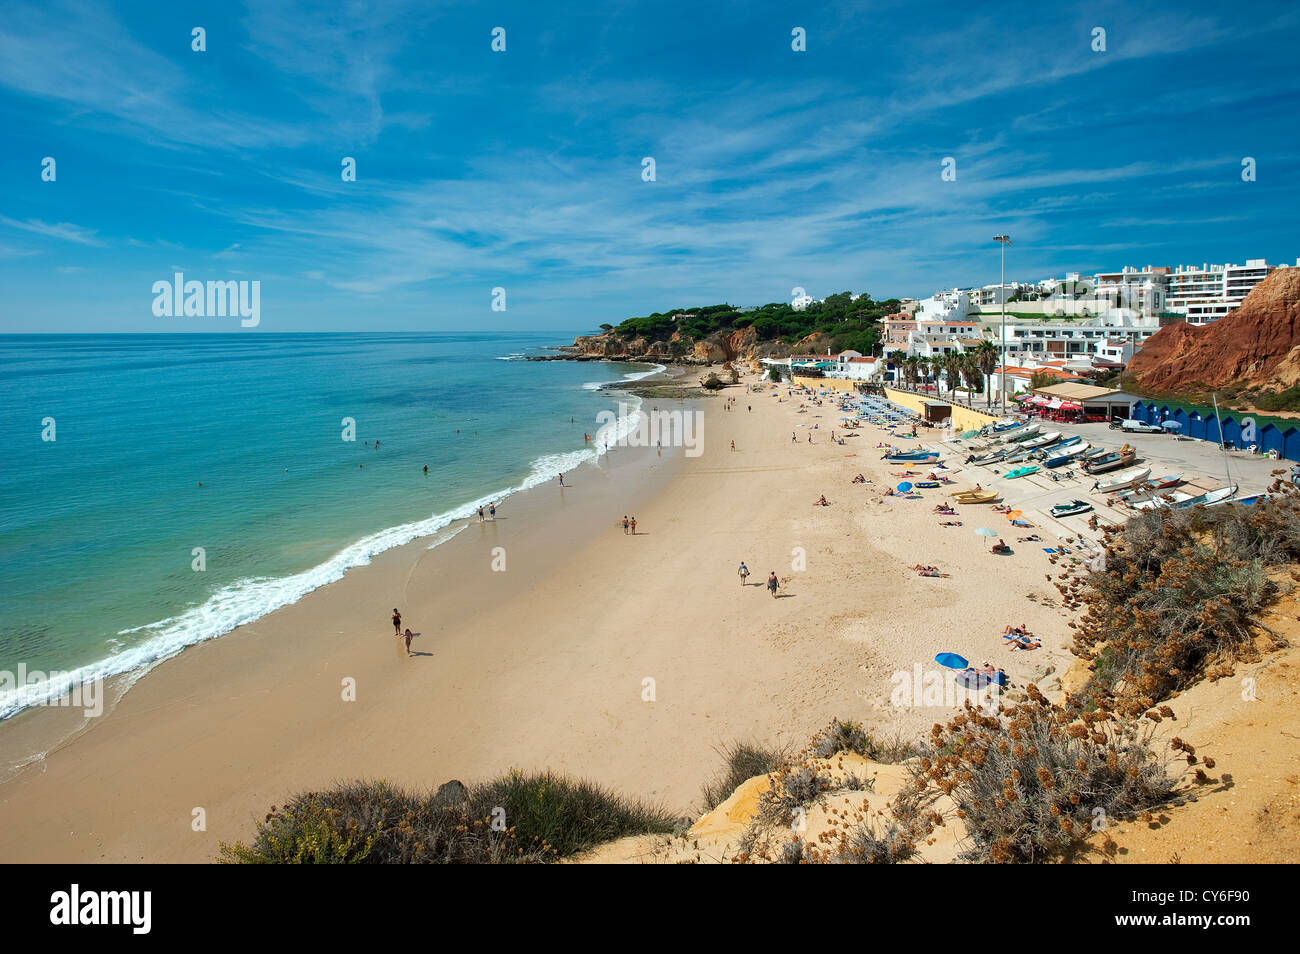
[994,235,1012,415]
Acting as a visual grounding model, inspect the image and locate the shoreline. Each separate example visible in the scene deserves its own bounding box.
[2,369,1248,863]
[0,356,677,739]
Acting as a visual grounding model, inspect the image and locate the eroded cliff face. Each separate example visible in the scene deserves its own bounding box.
[1128,268,1300,393]
[570,325,838,364]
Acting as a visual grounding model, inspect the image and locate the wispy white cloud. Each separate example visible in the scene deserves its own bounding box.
[0,215,104,246]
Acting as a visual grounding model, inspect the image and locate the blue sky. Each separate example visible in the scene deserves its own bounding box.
[1,0,1298,333]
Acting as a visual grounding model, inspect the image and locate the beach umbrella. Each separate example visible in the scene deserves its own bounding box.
[1007,510,1023,518]
[897,481,913,492]
[1162,420,1183,431]
[935,652,968,670]
[975,527,998,537]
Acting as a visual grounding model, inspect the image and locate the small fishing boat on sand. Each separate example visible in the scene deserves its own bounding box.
[1094,465,1151,493]
[952,489,999,504]
[1174,485,1238,509]
[884,449,940,462]
[1018,431,1062,450]
[1004,465,1040,479]
[1042,441,1090,469]
[1083,447,1136,474]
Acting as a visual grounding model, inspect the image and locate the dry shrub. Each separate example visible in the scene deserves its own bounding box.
[913,690,1178,863]
[1071,495,1298,712]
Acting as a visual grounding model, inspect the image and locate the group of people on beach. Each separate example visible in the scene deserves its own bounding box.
[391,607,416,656]
[621,515,638,534]
[738,562,781,596]
[476,502,499,522]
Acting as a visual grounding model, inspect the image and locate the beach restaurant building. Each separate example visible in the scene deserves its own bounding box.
[1020,383,1139,422]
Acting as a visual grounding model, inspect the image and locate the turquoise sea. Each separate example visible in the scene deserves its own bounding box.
[0,333,655,718]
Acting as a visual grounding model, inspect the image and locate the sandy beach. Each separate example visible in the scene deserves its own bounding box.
[1,374,1093,862]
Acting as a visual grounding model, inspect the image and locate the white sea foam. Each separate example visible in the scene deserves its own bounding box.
[0,363,663,721]
[0,434,631,720]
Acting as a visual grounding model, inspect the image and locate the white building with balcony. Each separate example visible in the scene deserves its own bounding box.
[1166,259,1279,324]
[1093,266,1170,316]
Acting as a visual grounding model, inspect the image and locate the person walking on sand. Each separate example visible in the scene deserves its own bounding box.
[403,627,414,657]
[767,571,779,597]
[477,506,485,523]
[558,473,564,487]
[738,562,750,586]
[731,440,736,452]
[391,607,402,635]
[622,515,629,534]
[489,502,497,519]
[629,517,637,535]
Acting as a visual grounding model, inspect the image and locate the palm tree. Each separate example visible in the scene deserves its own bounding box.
[904,355,919,389]
[887,349,905,386]
[974,340,1000,409]
[960,352,981,403]
[943,351,962,401]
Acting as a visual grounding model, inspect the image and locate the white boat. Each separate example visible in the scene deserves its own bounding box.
[997,422,1041,443]
[1116,474,1184,503]
[1095,466,1152,494]
[1042,441,1089,468]
[1018,431,1062,450]
[1174,485,1238,509]
[1129,490,1192,511]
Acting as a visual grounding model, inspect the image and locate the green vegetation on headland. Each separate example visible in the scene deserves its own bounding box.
[608,292,900,355]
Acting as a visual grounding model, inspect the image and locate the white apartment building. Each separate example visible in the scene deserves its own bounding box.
[988,313,1159,364]
[916,289,971,324]
[1165,259,1278,324]
[967,282,1026,307]
[1093,266,1170,317]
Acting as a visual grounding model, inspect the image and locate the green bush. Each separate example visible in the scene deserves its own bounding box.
[219,771,678,864]
[701,740,787,810]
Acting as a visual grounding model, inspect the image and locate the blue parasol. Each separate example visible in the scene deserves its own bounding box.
[1161,420,1183,431]
[897,481,913,492]
[975,527,999,537]
[935,652,968,669]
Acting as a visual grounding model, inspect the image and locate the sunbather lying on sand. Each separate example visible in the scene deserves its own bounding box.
[1017,534,1041,542]
[939,520,963,527]
[913,565,950,578]
[1009,519,1034,528]
[814,495,830,506]
[1003,624,1030,638]
[1006,634,1041,651]
[933,505,955,514]
[852,473,867,483]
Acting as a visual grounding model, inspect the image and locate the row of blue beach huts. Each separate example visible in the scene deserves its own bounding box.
[1129,401,1300,462]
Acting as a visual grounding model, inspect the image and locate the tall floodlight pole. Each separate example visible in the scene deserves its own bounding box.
[994,235,1012,415]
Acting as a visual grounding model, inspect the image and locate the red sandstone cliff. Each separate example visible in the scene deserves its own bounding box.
[1128,268,1300,393]
[570,324,818,365]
